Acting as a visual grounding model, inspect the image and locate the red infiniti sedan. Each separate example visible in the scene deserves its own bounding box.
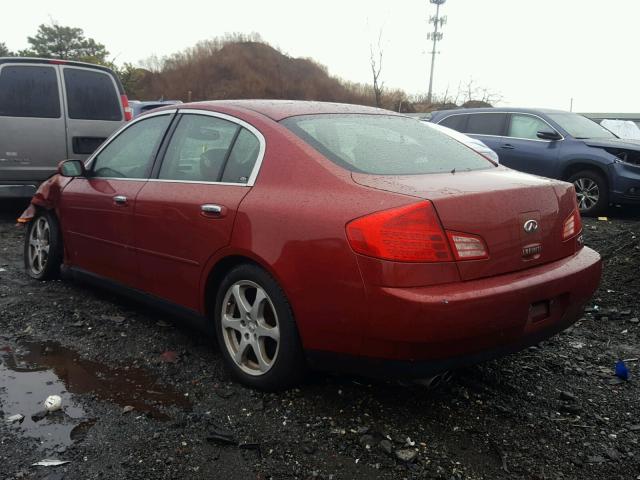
[19,100,602,390]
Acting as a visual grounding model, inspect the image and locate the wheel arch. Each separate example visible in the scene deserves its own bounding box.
[201,251,285,321]
[561,161,609,185]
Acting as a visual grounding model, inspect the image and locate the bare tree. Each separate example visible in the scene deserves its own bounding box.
[369,30,384,108]
[458,78,502,106]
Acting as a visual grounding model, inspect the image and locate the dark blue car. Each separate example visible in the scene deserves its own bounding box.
[429,107,640,215]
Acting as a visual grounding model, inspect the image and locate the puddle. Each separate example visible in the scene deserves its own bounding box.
[0,338,191,450]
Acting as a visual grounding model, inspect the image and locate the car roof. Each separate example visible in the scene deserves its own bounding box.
[172,99,401,121]
[431,107,570,117]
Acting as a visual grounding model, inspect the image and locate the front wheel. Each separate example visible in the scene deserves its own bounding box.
[568,170,609,217]
[24,210,63,280]
[214,264,306,390]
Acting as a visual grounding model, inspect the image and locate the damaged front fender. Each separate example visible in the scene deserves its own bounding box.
[17,173,72,224]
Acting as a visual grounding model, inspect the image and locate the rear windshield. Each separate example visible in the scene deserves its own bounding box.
[282,114,494,175]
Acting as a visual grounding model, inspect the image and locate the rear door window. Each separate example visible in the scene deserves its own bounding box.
[283,114,493,175]
[91,114,172,179]
[0,65,61,118]
[63,67,122,121]
[465,113,508,136]
[158,114,240,182]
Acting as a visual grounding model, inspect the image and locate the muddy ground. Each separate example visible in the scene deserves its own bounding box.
[1,199,639,480]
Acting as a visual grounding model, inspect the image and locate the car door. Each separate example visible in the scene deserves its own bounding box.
[134,110,264,311]
[58,111,174,288]
[0,63,67,186]
[61,66,125,159]
[498,113,562,176]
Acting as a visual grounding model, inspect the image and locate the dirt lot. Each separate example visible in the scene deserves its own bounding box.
[1,199,639,480]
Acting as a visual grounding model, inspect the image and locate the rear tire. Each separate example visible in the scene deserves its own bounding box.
[568,170,609,217]
[214,264,306,391]
[24,210,63,280]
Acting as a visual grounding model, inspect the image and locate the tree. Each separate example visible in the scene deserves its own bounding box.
[25,23,109,64]
[369,31,384,108]
[0,42,13,57]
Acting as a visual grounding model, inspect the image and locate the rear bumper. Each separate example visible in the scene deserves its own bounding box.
[0,183,37,198]
[309,247,601,378]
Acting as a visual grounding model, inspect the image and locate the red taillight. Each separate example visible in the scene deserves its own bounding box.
[346,201,453,262]
[121,94,133,121]
[446,231,489,261]
[48,59,67,65]
[562,208,582,240]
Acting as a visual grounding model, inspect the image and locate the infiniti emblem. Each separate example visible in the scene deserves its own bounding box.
[523,219,539,233]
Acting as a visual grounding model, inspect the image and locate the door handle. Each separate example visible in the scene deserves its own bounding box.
[113,195,128,206]
[501,144,515,150]
[201,204,227,218]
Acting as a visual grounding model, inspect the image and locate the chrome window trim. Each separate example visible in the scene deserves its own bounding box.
[84,108,266,187]
[437,111,565,143]
[84,109,178,180]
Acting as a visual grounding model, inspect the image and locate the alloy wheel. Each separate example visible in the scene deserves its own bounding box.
[27,216,51,276]
[573,177,600,211]
[221,280,280,376]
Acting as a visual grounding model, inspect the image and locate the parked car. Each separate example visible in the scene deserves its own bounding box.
[429,107,640,215]
[0,57,131,198]
[19,100,601,390]
[422,120,499,163]
[129,100,182,118]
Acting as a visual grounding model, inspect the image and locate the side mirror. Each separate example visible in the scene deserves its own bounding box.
[537,130,562,141]
[58,159,86,177]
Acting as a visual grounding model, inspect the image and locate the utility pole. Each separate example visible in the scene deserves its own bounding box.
[426,0,447,105]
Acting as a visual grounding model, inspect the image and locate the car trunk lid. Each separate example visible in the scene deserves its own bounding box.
[352,167,578,281]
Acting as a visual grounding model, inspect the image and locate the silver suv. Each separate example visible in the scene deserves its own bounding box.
[0,58,130,198]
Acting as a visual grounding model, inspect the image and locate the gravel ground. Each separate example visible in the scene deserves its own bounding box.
[1,199,639,480]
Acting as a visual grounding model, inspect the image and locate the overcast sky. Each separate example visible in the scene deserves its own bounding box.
[4,0,638,112]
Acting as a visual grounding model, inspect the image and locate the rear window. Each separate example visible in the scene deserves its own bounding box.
[282,114,494,175]
[0,65,60,118]
[63,67,122,121]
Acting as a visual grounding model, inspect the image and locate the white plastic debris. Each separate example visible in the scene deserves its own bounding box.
[600,119,640,140]
[44,395,62,412]
[32,459,70,467]
[6,414,24,423]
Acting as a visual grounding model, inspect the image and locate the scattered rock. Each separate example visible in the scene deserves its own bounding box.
[102,315,126,324]
[587,455,606,464]
[605,448,620,460]
[31,410,48,422]
[160,350,179,363]
[560,404,583,415]
[206,428,237,445]
[395,448,418,463]
[122,405,135,414]
[559,391,577,402]
[379,439,393,455]
[359,434,375,448]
